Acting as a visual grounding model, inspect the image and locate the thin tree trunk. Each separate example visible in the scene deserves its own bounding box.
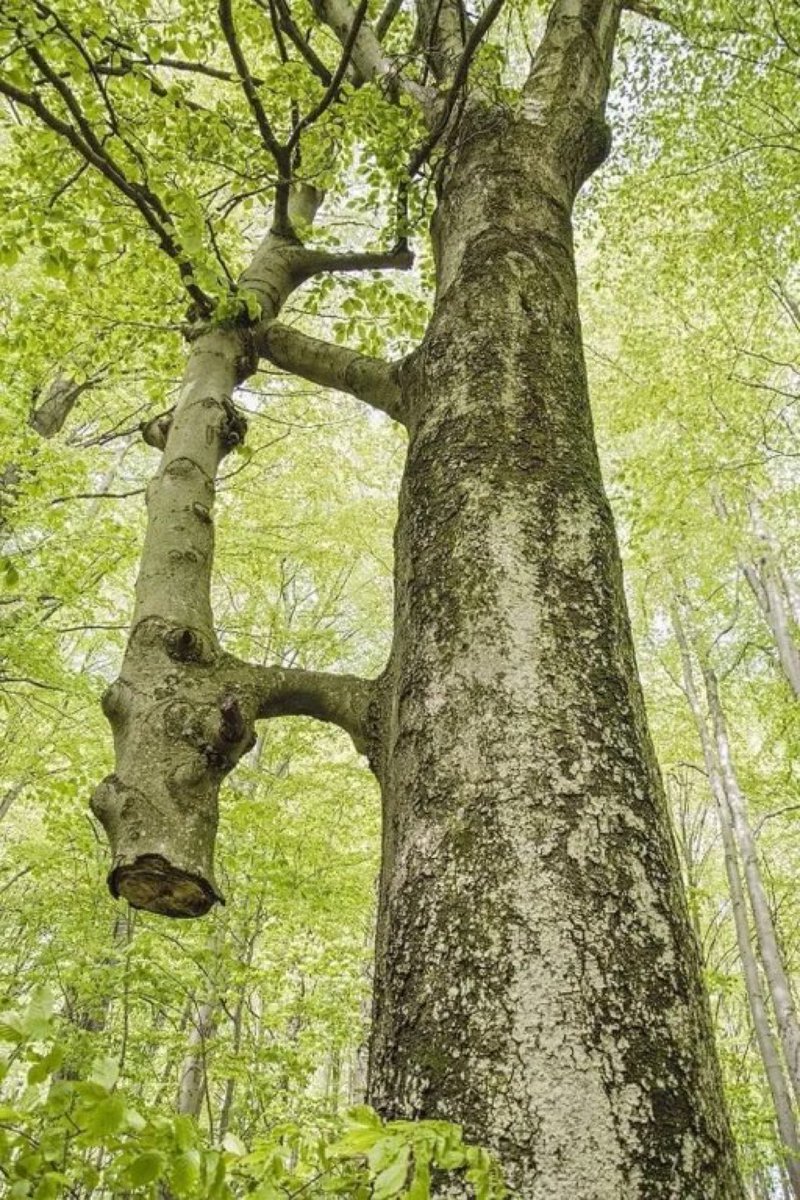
[747,499,800,697]
[714,492,800,698]
[176,924,224,1125]
[703,664,800,1106]
[0,781,24,823]
[176,997,217,1122]
[672,606,800,1195]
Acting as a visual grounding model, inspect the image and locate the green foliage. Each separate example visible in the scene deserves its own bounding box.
[0,994,505,1198]
[0,0,798,1194]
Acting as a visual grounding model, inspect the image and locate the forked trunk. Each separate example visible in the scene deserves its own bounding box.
[367,107,742,1198]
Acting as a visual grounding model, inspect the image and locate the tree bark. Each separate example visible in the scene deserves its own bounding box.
[361,4,743,1190]
[176,997,217,1121]
[90,188,382,916]
[713,492,800,699]
[745,498,800,699]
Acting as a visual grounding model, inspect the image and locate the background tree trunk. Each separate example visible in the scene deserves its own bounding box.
[672,607,800,1197]
[703,664,800,1107]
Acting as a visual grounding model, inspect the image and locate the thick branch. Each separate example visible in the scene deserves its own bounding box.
[299,245,414,277]
[30,374,100,438]
[258,323,405,421]
[526,0,622,117]
[409,0,507,174]
[250,664,374,753]
[314,0,430,105]
[414,0,468,84]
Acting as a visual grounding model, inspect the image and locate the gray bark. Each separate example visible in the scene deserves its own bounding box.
[91,188,382,915]
[359,3,742,1192]
[713,492,800,699]
[176,997,216,1121]
[746,499,800,699]
[29,374,92,438]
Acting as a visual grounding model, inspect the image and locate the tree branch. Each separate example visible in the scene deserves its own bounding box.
[0,74,213,313]
[299,245,414,277]
[313,0,430,105]
[409,0,507,175]
[524,0,623,187]
[249,663,375,753]
[375,0,404,42]
[218,0,292,230]
[528,0,622,106]
[287,0,369,152]
[259,0,334,85]
[622,0,667,22]
[258,322,405,421]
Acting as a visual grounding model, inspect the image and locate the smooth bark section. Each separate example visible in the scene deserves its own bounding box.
[250,664,374,754]
[672,607,800,1196]
[92,185,381,916]
[258,323,405,422]
[29,374,95,438]
[91,327,249,917]
[176,997,216,1119]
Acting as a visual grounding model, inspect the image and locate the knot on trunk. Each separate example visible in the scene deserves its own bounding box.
[235,329,259,384]
[164,626,214,664]
[141,409,174,451]
[220,400,247,456]
[573,113,612,190]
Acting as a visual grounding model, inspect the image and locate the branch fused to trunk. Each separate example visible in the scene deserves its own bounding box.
[259,323,406,422]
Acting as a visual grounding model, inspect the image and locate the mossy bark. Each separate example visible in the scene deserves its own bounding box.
[365,95,743,1200]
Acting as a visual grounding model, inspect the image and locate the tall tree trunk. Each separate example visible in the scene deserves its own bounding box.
[703,665,800,1106]
[363,6,742,1192]
[672,606,800,1195]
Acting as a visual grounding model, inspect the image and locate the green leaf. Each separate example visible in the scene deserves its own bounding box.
[128,1150,166,1186]
[372,1144,410,1199]
[88,1055,119,1093]
[170,1149,201,1195]
[84,1092,128,1138]
[27,1044,64,1084]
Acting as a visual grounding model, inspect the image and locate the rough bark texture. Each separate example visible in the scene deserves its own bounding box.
[365,80,742,1197]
